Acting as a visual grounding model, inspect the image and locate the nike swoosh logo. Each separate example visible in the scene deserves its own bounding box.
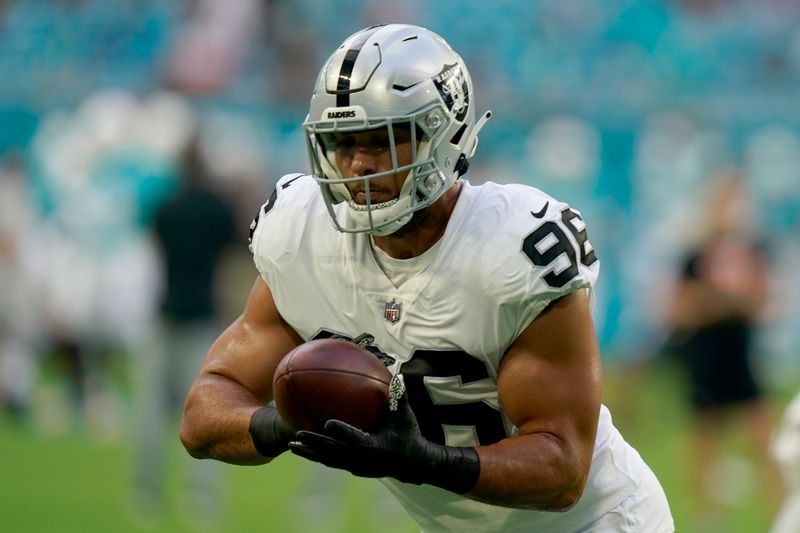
[531,201,549,219]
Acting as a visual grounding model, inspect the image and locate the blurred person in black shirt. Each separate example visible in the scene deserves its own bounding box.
[666,169,782,525]
[131,137,236,528]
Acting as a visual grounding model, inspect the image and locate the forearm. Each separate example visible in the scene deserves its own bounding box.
[469,433,589,510]
[180,372,269,465]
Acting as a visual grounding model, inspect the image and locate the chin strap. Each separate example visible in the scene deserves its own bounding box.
[454,110,492,177]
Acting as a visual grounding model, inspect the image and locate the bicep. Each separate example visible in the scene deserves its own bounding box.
[498,289,601,457]
[198,276,303,401]
[468,289,601,507]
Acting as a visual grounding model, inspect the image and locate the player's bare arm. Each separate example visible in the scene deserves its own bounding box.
[471,288,602,510]
[180,277,302,464]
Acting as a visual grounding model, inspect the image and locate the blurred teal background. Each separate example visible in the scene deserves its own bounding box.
[1,1,799,532]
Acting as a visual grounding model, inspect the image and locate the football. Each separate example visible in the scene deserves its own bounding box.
[272,338,392,433]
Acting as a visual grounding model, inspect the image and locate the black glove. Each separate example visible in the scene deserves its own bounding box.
[288,389,480,494]
[249,402,296,458]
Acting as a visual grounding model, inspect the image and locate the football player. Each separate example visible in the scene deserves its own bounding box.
[180,23,674,532]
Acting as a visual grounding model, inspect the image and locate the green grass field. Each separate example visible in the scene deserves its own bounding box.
[0,357,789,533]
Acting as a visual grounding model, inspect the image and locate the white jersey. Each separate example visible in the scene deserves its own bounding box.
[250,174,659,532]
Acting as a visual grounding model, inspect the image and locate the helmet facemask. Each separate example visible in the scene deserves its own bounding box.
[304,105,454,236]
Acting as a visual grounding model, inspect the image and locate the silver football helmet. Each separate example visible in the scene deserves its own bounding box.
[304,24,491,235]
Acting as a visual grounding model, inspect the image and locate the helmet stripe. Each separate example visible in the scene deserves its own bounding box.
[336,25,384,107]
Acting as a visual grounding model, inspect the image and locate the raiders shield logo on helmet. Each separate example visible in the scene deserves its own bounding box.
[433,63,469,122]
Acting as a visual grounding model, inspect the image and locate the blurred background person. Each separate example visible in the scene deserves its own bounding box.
[0,150,43,424]
[130,134,237,530]
[29,87,185,439]
[664,169,783,527]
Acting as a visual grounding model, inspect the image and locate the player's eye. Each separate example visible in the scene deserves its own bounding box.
[332,135,355,151]
[367,134,391,151]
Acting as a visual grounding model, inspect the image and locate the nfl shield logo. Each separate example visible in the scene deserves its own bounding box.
[384,299,402,323]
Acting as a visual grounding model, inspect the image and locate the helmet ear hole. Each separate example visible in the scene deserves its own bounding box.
[449,124,467,146]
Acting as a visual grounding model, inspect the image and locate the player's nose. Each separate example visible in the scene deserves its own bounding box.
[351,149,379,177]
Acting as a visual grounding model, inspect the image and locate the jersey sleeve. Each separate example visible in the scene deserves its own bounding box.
[485,184,601,343]
[248,173,312,280]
